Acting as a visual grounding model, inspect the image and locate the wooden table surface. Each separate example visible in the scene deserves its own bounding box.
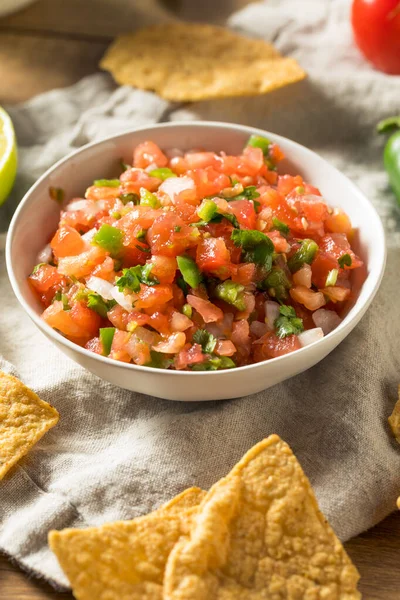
[0,0,399,597]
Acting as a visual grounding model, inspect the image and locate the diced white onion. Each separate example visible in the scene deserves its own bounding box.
[312,308,342,335]
[298,327,324,347]
[111,286,135,312]
[250,321,269,338]
[265,301,280,330]
[145,163,158,173]
[170,311,193,332]
[66,199,97,214]
[81,228,97,242]
[86,276,114,300]
[159,176,194,202]
[37,244,52,264]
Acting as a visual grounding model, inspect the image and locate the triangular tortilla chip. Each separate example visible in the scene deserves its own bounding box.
[0,371,59,480]
[100,23,306,102]
[49,487,205,600]
[164,435,360,599]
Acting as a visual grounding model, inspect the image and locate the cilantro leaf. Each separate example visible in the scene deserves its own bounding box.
[191,356,236,370]
[228,185,260,201]
[338,253,352,268]
[87,292,116,318]
[192,329,217,354]
[231,229,274,270]
[274,304,304,339]
[271,217,290,235]
[115,264,159,292]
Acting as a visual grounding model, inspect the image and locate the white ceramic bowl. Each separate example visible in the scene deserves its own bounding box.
[6,122,386,401]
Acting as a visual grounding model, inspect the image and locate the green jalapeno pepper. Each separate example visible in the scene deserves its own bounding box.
[377,116,400,205]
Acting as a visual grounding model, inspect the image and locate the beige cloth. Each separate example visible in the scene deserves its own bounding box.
[0,0,400,589]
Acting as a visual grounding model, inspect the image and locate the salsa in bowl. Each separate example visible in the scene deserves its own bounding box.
[7,122,385,400]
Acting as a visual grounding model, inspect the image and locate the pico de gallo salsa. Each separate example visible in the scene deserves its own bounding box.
[29,136,363,371]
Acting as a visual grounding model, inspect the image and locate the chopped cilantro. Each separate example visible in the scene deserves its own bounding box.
[115,264,159,292]
[136,228,147,240]
[174,225,181,233]
[274,304,304,339]
[145,350,174,369]
[220,212,240,228]
[87,292,116,318]
[93,179,120,188]
[228,185,260,201]
[338,253,352,268]
[271,217,290,235]
[192,329,217,354]
[288,239,318,273]
[231,229,274,270]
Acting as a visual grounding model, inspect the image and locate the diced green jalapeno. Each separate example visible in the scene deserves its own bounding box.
[92,224,124,257]
[182,303,193,318]
[93,179,120,187]
[100,327,115,356]
[139,187,160,208]
[177,255,202,289]
[262,267,291,300]
[246,134,271,156]
[149,167,177,180]
[271,217,290,235]
[325,269,338,287]
[288,239,318,273]
[191,356,236,370]
[214,280,246,311]
[197,200,218,222]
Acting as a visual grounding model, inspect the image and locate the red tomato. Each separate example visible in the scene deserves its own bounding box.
[51,226,86,259]
[57,246,108,279]
[135,284,173,309]
[133,141,168,169]
[149,255,177,284]
[228,199,257,229]
[147,213,200,257]
[254,333,301,361]
[196,237,231,272]
[352,0,400,74]
[29,264,64,293]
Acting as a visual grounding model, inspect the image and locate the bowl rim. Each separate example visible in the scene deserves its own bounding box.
[6,120,387,377]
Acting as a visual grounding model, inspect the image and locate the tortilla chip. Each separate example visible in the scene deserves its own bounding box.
[164,435,361,599]
[0,372,59,480]
[49,487,205,600]
[100,23,306,101]
[388,385,400,443]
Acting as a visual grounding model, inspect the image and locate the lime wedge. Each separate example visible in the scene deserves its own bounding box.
[0,106,17,206]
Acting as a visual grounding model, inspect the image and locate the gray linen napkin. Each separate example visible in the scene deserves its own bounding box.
[1,0,400,589]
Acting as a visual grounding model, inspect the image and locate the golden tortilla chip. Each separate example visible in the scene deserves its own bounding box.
[100,23,306,101]
[49,487,205,600]
[164,435,361,600]
[388,385,400,443]
[0,371,59,480]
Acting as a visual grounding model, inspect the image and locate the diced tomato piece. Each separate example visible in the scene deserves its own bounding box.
[147,311,170,335]
[238,146,264,176]
[311,253,338,289]
[174,343,205,370]
[231,319,251,360]
[231,263,256,286]
[254,333,301,361]
[277,175,304,196]
[42,301,101,340]
[70,302,102,338]
[150,255,177,284]
[120,168,161,193]
[215,340,236,357]
[324,212,352,234]
[58,246,108,279]
[109,330,131,363]
[228,199,257,230]
[29,264,64,293]
[319,286,350,303]
[266,230,290,253]
[85,337,102,355]
[125,334,151,365]
[51,225,86,259]
[187,167,231,200]
[126,312,150,328]
[107,304,129,330]
[85,186,121,201]
[91,257,116,282]
[153,332,186,354]
[320,233,363,269]
[133,141,168,169]
[184,152,219,170]
[187,295,223,323]
[299,197,329,223]
[290,286,326,311]
[135,284,173,309]
[268,143,285,164]
[196,238,230,273]
[170,311,193,332]
[147,213,200,257]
